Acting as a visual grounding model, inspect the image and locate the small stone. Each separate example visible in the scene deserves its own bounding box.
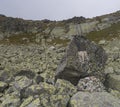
[20,96,34,107]
[104,66,114,74]
[35,75,44,84]
[0,81,8,92]
[14,76,33,91]
[27,98,40,107]
[98,40,106,45]
[105,74,120,92]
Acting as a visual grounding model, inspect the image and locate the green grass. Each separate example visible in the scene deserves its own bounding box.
[86,22,120,42]
[48,37,70,46]
[0,33,36,45]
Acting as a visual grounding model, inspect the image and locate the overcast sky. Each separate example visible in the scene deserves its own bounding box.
[0,0,120,21]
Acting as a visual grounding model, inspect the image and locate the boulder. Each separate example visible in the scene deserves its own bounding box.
[55,35,107,85]
[105,74,120,92]
[55,79,77,96]
[23,82,56,97]
[77,76,105,92]
[69,92,120,107]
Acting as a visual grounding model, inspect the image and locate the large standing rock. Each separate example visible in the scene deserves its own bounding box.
[55,35,107,85]
[69,92,120,107]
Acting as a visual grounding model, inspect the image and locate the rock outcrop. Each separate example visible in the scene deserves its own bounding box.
[55,35,107,85]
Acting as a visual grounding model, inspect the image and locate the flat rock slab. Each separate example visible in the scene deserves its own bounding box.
[69,92,120,107]
[55,35,107,85]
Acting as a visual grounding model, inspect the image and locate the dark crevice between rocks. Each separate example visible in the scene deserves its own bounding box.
[14,70,36,79]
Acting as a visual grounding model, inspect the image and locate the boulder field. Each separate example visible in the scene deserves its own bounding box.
[0,34,120,107]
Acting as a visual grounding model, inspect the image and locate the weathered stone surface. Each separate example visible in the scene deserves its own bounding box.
[105,74,120,92]
[77,76,105,92]
[55,79,77,96]
[0,81,8,92]
[69,92,120,107]
[35,75,44,84]
[1,93,21,107]
[20,96,34,107]
[55,35,107,85]
[50,95,70,107]
[13,76,33,91]
[39,94,70,107]
[24,82,56,97]
[26,98,41,107]
[0,70,9,82]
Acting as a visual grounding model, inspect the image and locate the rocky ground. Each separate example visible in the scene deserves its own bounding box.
[0,11,120,107]
[0,33,119,107]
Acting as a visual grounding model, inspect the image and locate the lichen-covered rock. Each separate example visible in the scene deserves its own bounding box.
[77,76,105,92]
[69,92,120,107]
[24,82,56,97]
[27,98,41,107]
[50,95,70,107]
[55,79,77,96]
[0,70,10,82]
[39,94,70,107]
[1,93,21,107]
[13,76,33,91]
[0,81,8,92]
[109,89,120,99]
[105,74,120,92]
[55,35,107,85]
[20,96,34,107]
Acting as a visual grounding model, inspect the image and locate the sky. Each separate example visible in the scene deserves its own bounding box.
[0,0,120,21]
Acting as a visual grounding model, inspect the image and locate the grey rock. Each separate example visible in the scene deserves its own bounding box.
[105,74,120,92]
[23,82,56,97]
[0,70,9,82]
[0,81,8,92]
[27,98,40,107]
[20,96,34,107]
[55,35,107,85]
[69,92,120,107]
[77,76,105,92]
[55,79,77,96]
[39,93,70,107]
[1,93,21,107]
[13,76,33,91]
[50,94,70,107]
[35,75,44,84]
